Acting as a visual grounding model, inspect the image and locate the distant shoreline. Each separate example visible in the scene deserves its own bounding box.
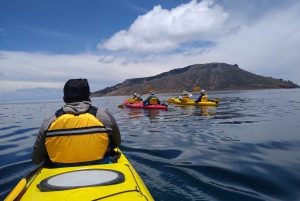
[91,87,299,98]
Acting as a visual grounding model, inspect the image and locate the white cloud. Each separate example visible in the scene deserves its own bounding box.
[0,80,62,93]
[0,53,7,59]
[98,55,116,63]
[121,54,155,66]
[0,51,131,94]
[0,87,62,101]
[98,0,229,53]
[195,0,300,83]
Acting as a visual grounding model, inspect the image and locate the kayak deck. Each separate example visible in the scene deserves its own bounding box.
[123,100,167,109]
[167,97,218,106]
[18,151,154,201]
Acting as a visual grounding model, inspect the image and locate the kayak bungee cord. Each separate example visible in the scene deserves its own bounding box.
[125,163,150,201]
[91,154,150,201]
[5,151,153,201]
[91,189,143,201]
[91,164,149,201]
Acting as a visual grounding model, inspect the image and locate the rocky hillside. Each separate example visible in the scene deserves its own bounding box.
[91,63,299,96]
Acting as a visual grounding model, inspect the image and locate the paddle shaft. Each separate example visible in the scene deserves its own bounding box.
[4,160,46,201]
[139,88,153,97]
[26,160,46,180]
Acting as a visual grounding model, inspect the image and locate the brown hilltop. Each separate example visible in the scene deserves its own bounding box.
[91,63,299,96]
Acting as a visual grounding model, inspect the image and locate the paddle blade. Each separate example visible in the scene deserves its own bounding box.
[145,88,153,93]
[4,178,26,201]
[126,98,135,103]
[139,88,153,97]
[193,86,201,91]
[213,98,220,103]
[118,104,125,108]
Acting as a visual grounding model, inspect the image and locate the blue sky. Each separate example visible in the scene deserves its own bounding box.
[1,0,300,101]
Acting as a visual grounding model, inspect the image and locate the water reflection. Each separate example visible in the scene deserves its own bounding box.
[121,104,218,124]
[146,109,161,123]
[124,108,143,119]
[122,107,166,123]
[171,104,217,118]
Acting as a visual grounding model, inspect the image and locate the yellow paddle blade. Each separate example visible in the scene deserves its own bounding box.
[145,88,153,93]
[126,98,135,103]
[4,178,26,201]
[193,86,201,91]
[213,98,220,103]
[118,104,125,108]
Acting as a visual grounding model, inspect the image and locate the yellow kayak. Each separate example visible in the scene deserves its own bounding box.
[166,97,218,106]
[5,150,154,201]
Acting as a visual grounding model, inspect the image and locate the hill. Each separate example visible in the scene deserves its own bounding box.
[91,63,299,96]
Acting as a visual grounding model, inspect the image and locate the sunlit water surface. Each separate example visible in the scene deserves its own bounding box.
[1,89,300,201]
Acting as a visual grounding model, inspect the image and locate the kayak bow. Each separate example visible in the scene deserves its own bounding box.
[5,150,154,201]
[123,100,167,110]
[167,97,218,106]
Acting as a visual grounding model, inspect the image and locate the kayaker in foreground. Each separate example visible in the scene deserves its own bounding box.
[31,78,121,166]
[195,89,208,103]
[143,91,161,105]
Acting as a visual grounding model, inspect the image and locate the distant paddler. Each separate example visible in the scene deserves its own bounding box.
[178,91,192,101]
[133,92,143,101]
[195,89,208,103]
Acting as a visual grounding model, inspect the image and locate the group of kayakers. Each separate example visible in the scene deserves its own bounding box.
[132,88,208,105]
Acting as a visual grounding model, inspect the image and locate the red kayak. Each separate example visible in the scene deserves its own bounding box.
[123,100,168,110]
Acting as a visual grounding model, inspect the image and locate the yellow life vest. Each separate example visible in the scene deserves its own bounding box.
[181,96,190,102]
[45,112,109,164]
[149,98,158,105]
[134,97,141,103]
[201,95,208,102]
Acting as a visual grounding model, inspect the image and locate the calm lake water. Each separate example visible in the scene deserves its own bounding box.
[1,89,300,201]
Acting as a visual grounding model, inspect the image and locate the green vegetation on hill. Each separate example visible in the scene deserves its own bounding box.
[91,63,299,97]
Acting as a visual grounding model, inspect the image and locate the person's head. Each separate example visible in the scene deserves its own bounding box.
[150,91,155,95]
[63,78,90,103]
[134,93,137,96]
[201,90,206,95]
